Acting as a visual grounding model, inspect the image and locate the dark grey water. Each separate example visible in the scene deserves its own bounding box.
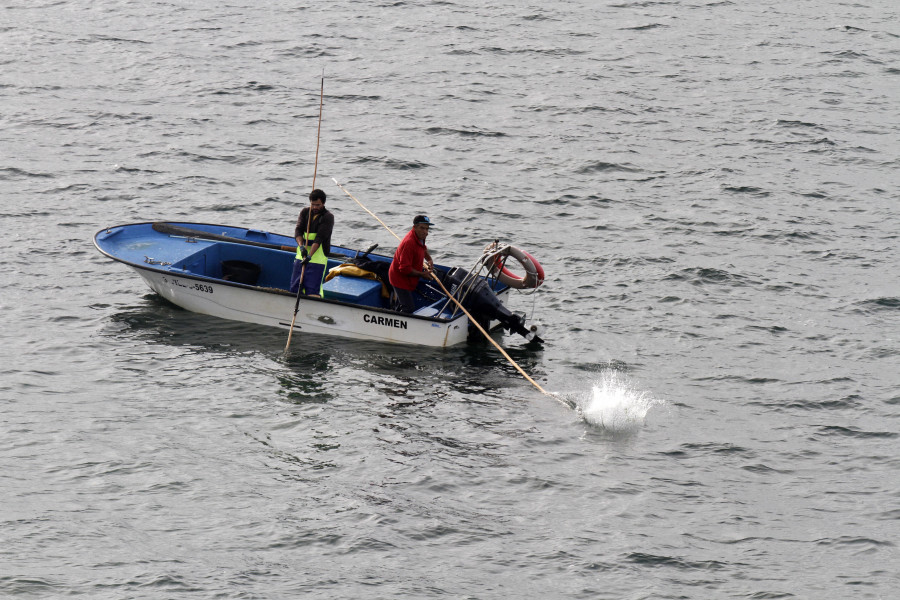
[2,1,898,598]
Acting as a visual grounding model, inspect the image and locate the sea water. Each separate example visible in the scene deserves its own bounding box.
[1,1,898,598]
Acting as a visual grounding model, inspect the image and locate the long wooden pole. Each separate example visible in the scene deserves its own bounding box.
[310,73,324,191]
[332,178,400,240]
[427,273,558,400]
[332,179,560,402]
[285,75,325,353]
[152,222,297,251]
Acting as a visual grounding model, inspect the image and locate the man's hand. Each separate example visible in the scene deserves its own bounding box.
[299,246,309,260]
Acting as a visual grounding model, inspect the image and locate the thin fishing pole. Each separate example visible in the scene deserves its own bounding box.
[285,74,325,353]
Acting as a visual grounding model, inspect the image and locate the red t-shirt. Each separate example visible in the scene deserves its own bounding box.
[389,229,427,291]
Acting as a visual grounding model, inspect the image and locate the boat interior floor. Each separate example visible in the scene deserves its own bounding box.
[171,241,458,318]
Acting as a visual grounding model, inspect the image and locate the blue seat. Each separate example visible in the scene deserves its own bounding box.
[322,275,383,306]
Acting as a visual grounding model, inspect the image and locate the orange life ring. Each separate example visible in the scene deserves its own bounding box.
[490,245,545,289]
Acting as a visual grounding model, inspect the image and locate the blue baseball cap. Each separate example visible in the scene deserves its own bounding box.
[413,215,435,228]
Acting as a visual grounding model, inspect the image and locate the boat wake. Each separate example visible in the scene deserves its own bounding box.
[577,371,662,432]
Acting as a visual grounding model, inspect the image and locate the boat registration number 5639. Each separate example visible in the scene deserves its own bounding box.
[162,276,213,294]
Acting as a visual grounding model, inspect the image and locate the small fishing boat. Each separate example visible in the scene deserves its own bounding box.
[93,221,545,347]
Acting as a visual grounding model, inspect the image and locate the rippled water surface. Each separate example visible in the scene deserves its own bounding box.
[2,1,898,598]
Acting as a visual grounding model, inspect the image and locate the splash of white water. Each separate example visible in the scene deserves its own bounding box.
[578,371,660,432]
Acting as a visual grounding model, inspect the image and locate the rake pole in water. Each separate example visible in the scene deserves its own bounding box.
[285,74,325,353]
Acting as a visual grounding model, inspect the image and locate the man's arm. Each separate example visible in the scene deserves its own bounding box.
[396,239,427,277]
[317,212,335,245]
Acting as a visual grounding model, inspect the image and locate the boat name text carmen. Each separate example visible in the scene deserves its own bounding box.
[363,314,409,329]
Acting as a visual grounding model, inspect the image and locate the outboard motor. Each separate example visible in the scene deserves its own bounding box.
[443,268,543,343]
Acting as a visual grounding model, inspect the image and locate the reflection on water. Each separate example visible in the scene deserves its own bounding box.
[276,361,335,405]
[106,294,287,354]
[104,294,550,403]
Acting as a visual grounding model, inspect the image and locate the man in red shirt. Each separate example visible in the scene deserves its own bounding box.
[388,215,435,313]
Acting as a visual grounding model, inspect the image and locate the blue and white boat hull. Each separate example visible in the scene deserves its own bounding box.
[94,222,510,347]
[133,266,470,346]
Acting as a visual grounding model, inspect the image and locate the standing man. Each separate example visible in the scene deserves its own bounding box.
[389,215,435,313]
[290,189,334,298]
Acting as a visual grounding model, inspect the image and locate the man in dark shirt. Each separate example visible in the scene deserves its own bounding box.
[290,189,334,297]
